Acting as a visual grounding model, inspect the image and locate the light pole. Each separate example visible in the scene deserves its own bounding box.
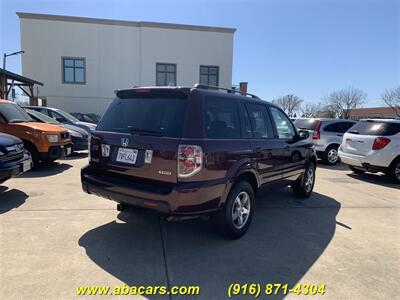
[2,50,24,99]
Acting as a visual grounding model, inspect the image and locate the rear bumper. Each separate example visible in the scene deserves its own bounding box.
[338,149,390,173]
[81,164,226,215]
[0,154,32,183]
[39,143,73,161]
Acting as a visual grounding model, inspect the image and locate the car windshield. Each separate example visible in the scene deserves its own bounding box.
[56,109,81,122]
[294,118,320,130]
[0,103,33,123]
[26,109,60,124]
[97,97,187,137]
[348,121,400,136]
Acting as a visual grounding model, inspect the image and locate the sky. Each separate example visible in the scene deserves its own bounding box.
[0,0,399,107]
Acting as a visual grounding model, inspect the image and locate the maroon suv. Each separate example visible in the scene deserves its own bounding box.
[81,85,317,238]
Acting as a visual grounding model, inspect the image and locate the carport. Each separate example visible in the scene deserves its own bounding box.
[0,67,44,105]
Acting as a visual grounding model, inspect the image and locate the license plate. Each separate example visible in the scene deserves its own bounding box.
[116,148,138,165]
[65,147,72,156]
[22,159,32,172]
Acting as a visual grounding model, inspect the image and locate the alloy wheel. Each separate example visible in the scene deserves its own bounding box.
[327,149,338,164]
[231,191,251,229]
[304,167,314,193]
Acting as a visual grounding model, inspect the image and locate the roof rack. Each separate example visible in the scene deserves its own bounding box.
[193,84,260,99]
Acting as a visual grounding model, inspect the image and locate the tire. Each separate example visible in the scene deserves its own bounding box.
[24,143,40,168]
[348,165,365,174]
[292,161,316,198]
[388,157,400,184]
[216,181,255,239]
[323,145,340,165]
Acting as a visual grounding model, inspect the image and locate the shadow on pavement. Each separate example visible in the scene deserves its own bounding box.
[79,189,340,300]
[0,186,29,213]
[347,173,399,190]
[317,162,349,171]
[60,151,88,161]
[19,162,72,178]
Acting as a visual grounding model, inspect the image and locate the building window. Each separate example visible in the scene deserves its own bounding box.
[62,57,85,84]
[156,63,176,86]
[200,66,219,86]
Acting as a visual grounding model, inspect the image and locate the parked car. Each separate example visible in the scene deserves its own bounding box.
[24,109,89,151]
[0,100,73,166]
[294,118,356,165]
[24,106,97,134]
[339,119,400,183]
[70,112,101,124]
[81,85,317,239]
[0,132,32,184]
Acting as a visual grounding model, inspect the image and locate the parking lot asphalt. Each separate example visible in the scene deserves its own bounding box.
[0,154,399,300]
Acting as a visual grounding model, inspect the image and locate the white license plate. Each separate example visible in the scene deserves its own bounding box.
[66,147,72,156]
[22,159,32,172]
[116,148,138,165]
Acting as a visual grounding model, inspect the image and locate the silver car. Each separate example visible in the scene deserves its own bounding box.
[294,118,356,165]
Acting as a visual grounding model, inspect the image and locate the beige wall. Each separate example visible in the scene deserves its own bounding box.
[20,17,234,115]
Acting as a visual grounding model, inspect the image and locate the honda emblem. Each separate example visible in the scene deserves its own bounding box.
[121,138,129,147]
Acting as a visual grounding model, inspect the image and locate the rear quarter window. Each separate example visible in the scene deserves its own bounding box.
[205,96,241,139]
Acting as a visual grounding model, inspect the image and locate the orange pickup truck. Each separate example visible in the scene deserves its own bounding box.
[0,100,73,166]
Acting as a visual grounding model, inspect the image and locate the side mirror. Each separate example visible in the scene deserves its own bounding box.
[298,129,309,139]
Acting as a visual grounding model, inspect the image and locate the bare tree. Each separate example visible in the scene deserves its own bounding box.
[300,102,322,118]
[272,94,303,117]
[381,86,400,117]
[325,87,366,119]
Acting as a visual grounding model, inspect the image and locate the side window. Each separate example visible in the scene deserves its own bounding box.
[270,107,296,139]
[245,103,274,138]
[38,108,51,117]
[324,123,341,133]
[51,111,66,122]
[344,122,355,132]
[205,97,241,139]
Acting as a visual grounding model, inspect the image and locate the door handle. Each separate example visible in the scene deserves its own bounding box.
[337,134,343,137]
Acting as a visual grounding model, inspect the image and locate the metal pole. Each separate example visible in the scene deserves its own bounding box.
[2,53,6,99]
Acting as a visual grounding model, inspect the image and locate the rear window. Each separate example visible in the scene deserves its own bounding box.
[97,97,187,137]
[348,121,400,136]
[294,118,320,130]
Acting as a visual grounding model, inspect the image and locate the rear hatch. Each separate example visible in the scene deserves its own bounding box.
[91,88,188,184]
[341,120,398,155]
[294,118,319,141]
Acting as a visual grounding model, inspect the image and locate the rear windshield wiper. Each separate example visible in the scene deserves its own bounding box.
[128,127,163,136]
[348,130,359,134]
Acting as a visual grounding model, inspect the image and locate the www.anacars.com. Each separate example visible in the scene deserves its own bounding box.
[76,284,201,296]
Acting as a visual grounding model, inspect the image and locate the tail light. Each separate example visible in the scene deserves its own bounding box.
[178,145,203,178]
[372,137,391,150]
[312,121,322,140]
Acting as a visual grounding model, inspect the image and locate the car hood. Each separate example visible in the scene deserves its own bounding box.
[0,132,22,147]
[12,122,67,133]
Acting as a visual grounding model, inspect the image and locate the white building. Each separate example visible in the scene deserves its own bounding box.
[18,12,235,114]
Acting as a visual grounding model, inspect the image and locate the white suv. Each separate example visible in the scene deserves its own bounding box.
[338,119,400,183]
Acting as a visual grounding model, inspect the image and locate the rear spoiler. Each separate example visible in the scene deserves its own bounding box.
[115,87,189,99]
